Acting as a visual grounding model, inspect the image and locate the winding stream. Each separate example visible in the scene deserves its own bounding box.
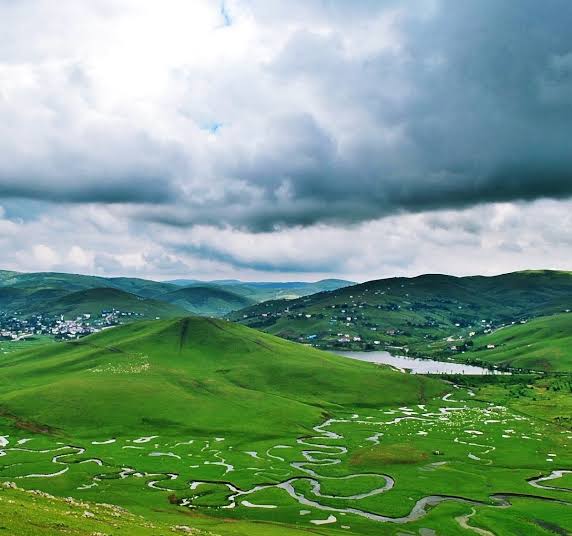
[1,392,570,528]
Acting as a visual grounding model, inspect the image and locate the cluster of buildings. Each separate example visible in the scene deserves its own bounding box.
[0,314,94,341]
[0,309,143,342]
[243,283,551,356]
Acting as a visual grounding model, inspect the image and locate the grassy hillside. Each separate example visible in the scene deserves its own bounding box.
[168,278,355,302]
[0,483,315,536]
[0,271,183,321]
[0,271,178,297]
[0,286,185,321]
[0,318,571,535]
[0,483,189,536]
[157,285,255,316]
[44,287,186,320]
[465,312,572,371]
[229,270,572,371]
[0,317,442,438]
[0,286,69,311]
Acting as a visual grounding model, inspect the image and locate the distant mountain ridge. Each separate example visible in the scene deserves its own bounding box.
[229,269,572,372]
[166,278,355,301]
[158,285,255,316]
[0,270,353,320]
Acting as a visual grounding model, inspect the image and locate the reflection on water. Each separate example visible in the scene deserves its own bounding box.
[334,351,508,375]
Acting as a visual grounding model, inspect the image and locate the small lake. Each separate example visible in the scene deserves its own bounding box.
[334,351,507,375]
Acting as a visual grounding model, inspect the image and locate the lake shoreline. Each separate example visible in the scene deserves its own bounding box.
[333,350,511,375]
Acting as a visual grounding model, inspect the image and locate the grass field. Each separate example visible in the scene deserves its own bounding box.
[0,379,570,534]
[464,313,572,372]
[0,335,56,356]
[229,270,572,373]
[0,317,441,438]
[0,318,570,534]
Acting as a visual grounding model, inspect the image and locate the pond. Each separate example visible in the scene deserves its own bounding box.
[334,350,508,375]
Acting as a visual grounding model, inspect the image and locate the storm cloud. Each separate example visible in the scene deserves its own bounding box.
[0,1,571,279]
[0,0,571,229]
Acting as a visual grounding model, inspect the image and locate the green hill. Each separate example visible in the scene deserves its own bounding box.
[42,287,186,320]
[0,270,354,320]
[465,312,572,371]
[229,270,572,370]
[0,271,124,293]
[1,318,572,535]
[0,271,183,319]
[0,317,442,438]
[0,271,178,297]
[168,278,355,302]
[0,272,244,320]
[157,285,255,316]
[0,287,70,313]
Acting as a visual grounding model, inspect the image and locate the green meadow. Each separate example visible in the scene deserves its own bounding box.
[0,318,570,534]
[465,313,572,372]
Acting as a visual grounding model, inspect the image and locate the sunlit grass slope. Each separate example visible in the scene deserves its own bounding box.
[468,312,572,371]
[0,317,443,439]
[45,287,187,319]
[0,484,316,536]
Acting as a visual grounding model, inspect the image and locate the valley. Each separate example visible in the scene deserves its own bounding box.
[0,271,353,340]
[230,270,572,373]
[2,2,569,533]
[0,376,571,535]
[0,272,570,535]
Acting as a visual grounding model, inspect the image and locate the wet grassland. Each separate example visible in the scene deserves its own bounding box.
[1,381,571,535]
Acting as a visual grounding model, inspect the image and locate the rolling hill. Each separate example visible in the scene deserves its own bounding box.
[0,270,178,297]
[229,270,572,371]
[465,312,572,372]
[0,286,186,322]
[156,285,255,316]
[0,271,182,320]
[0,270,354,320]
[0,286,70,312]
[0,316,442,438]
[1,318,571,536]
[167,278,355,302]
[42,287,187,320]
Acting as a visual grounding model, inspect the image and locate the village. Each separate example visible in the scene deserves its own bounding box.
[0,309,144,343]
[236,288,532,360]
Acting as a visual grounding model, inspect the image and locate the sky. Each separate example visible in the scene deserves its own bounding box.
[0,0,571,282]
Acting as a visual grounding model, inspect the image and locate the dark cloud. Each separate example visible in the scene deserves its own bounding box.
[0,0,571,231]
[0,108,183,203]
[178,242,345,273]
[0,172,176,204]
[209,0,572,230]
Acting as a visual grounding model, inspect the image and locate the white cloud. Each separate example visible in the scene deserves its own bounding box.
[0,1,570,279]
[66,246,94,270]
[30,245,60,268]
[0,198,570,280]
